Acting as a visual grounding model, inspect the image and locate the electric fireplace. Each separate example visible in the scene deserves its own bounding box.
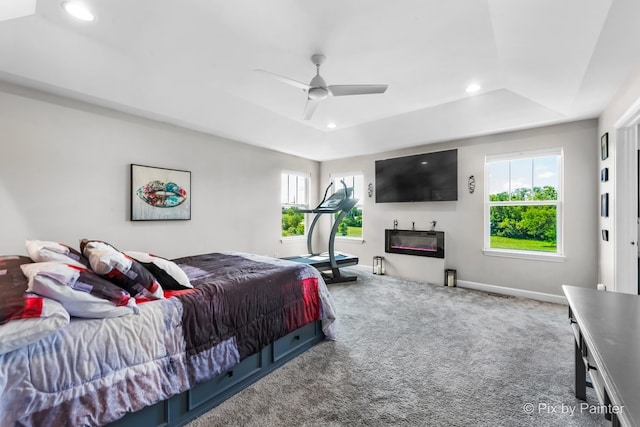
[385,229,445,258]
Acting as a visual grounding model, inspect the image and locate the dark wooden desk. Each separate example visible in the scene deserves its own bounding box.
[563,285,640,427]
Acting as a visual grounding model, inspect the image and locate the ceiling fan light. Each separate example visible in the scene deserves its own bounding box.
[466,83,481,93]
[62,1,95,21]
[308,87,328,100]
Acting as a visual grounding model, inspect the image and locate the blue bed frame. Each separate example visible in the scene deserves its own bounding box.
[109,321,325,427]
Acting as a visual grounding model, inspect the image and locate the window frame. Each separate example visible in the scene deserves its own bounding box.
[330,171,365,241]
[483,148,565,261]
[281,170,310,239]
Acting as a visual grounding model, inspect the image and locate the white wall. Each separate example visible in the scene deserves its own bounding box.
[0,83,319,259]
[321,120,599,297]
[598,65,640,292]
[0,81,601,298]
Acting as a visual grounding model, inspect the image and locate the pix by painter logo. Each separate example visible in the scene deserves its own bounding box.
[523,402,624,416]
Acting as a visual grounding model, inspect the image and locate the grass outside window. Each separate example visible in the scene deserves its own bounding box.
[490,236,556,252]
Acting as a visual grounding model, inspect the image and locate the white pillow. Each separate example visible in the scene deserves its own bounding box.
[0,295,70,355]
[125,251,192,289]
[25,240,87,268]
[21,262,139,318]
[82,241,132,275]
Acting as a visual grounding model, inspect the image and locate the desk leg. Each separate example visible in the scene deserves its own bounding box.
[604,391,612,421]
[575,340,586,400]
[612,413,620,427]
[604,391,619,423]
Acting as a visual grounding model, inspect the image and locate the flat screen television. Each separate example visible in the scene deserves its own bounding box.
[375,149,458,203]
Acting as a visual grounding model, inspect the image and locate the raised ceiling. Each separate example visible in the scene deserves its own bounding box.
[1,0,639,161]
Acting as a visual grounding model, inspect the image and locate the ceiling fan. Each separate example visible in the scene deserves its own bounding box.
[255,54,388,120]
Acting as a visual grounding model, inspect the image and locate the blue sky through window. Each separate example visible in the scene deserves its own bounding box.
[488,156,558,197]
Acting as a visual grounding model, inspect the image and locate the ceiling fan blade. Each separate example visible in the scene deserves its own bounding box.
[303,98,319,120]
[254,69,310,91]
[328,84,388,96]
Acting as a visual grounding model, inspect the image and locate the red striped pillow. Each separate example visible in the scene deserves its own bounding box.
[80,239,163,300]
[21,262,139,318]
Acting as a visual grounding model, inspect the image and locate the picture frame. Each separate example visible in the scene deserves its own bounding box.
[600,167,608,182]
[131,164,191,221]
[601,132,609,160]
[601,193,609,217]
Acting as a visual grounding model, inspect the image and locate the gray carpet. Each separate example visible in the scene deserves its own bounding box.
[187,268,607,427]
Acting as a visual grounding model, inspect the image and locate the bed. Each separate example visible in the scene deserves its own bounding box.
[0,249,338,427]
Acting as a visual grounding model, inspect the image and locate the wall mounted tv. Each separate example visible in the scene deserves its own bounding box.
[375,149,458,203]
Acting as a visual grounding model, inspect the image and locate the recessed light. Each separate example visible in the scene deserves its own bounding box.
[327,122,336,129]
[465,83,481,94]
[62,1,95,21]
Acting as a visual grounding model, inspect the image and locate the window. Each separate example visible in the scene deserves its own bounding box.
[485,148,563,258]
[281,171,309,238]
[330,173,364,238]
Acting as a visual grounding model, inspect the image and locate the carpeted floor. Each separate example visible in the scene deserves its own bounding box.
[186,268,606,427]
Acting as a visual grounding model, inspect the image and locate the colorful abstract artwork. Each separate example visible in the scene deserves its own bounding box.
[131,164,191,221]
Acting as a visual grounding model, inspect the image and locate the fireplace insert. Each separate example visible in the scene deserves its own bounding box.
[385,229,445,258]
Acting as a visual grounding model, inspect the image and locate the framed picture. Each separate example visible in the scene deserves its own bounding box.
[601,193,609,217]
[600,167,608,182]
[131,164,191,221]
[602,229,609,241]
[601,132,609,160]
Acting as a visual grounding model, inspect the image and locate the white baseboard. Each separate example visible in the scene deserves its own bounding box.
[457,279,567,305]
[358,265,567,304]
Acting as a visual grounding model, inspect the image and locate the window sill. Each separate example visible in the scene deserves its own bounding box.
[335,236,364,243]
[280,236,306,244]
[483,248,565,262]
